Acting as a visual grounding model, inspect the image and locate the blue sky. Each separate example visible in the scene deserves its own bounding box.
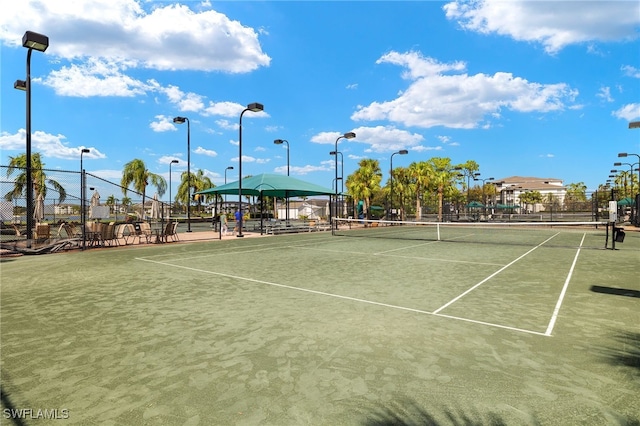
[1,0,639,199]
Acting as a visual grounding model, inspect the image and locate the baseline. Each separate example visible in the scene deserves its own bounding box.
[136,257,549,337]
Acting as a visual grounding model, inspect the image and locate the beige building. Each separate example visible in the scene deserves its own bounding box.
[493,176,566,213]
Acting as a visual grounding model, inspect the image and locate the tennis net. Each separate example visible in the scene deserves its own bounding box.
[333,217,611,249]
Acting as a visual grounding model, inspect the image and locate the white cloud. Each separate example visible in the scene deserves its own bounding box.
[612,103,640,121]
[621,65,640,79]
[194,146,217,157]
[150,115,177,132]
[352,51,578,129]
[41,59,152,97]
[443,0,640,54]
[215,119,239,130]
[597,87,614,103]
[0,129,106,160]
[0,0,270,73]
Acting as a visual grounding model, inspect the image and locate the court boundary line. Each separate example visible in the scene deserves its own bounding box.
[135,256,550,337]
[544,233,586,336]
[432,232,561,314]
[290,245,505,266]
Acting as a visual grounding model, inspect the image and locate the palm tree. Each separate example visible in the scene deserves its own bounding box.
[4,153,67,204]
[426,157,457,222]
[121,159,166,219]
[408,161,433,219]
[190,169,215,214]
[346,158,382,220]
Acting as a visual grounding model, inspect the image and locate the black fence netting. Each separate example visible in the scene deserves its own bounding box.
[0,165,177,224]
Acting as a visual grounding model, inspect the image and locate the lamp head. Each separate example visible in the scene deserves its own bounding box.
[613,162,622,166]
[399,149,408,155]
[226,166,234,170]
[629,122,640,129]
[171,160,179,164]
[173,116,187,124]
[610,169,618,173]
[274,139,284,145]
[22,31,49,52]
[330,151,337,155]
[618,152,628,158]
[14,80,27,91]
[247,102,264,112]
[343,132,356,139]
[81,148,90,154]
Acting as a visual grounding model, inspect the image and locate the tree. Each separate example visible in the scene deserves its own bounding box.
[121,159,166,218]
[427,157,457,222]
[565,182,587,211]
[408,161,433,219]
[346,159,382,220]
[4,153,67,204]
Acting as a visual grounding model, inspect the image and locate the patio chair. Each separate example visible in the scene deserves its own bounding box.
[34,223,50,243]
[102,222,119,246]
[170,221,179,242]
[138,221,152,244]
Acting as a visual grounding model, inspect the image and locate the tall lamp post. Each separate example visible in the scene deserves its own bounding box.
[330,151,343,219]
[15,31,49,243]
[169,159,179,216]
[614,158,639,224]
[80,148,90,250]
[474,176,494,218]
[173,116,191,232]
[238,102,264,237]
[389,150,408,220]
[333,132,356,228]
[274,139,290,223]
[224,166,234,206]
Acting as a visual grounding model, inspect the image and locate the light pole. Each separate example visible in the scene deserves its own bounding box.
[274,139,290,222]
[15,31,49,243]
[238,102,264,237]
[80,148,90,250]
[224,166,234,206]
[390,150,408,220]
[474,176,494,218]
[614,159,639,224]
[333,132,355,227]
[455,167,480,215]
[618,152,640,200]
[173,116,191,232]
[169,159,179,216]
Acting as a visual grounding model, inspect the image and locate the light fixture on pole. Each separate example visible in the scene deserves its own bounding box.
[238,102,264,237]
[16,31,48,244]
[169,159,179,216]
[80,148,90,250]
[274,139,290,223]
[333,132,356,228]
[389,150,408,220]
[224,166,234,205]
[629,121,640,129]
[173,116,191,232]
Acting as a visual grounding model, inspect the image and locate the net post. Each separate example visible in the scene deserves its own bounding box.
[437,223,441,241]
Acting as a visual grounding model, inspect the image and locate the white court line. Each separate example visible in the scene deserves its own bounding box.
[373,233,475,255]
[432,232,561,315]
[291,245,504,266]
[544,233,586,336]
[135,257,548,337]
[136,257,433,315]
[434,312,548,337]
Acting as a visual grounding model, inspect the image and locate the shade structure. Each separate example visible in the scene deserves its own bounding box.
[196,173,334,198]
[495,204,520,209]
[617,197,636,206]
[150,193,160,219]
[33,193,44,221]
[467,201,485,208]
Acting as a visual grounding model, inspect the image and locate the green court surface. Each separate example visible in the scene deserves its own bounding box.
[1,229,639,425]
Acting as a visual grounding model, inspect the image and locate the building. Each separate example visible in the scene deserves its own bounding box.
[493,176,566,213]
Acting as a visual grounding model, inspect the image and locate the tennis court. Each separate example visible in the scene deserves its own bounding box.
[1,222,639,425]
